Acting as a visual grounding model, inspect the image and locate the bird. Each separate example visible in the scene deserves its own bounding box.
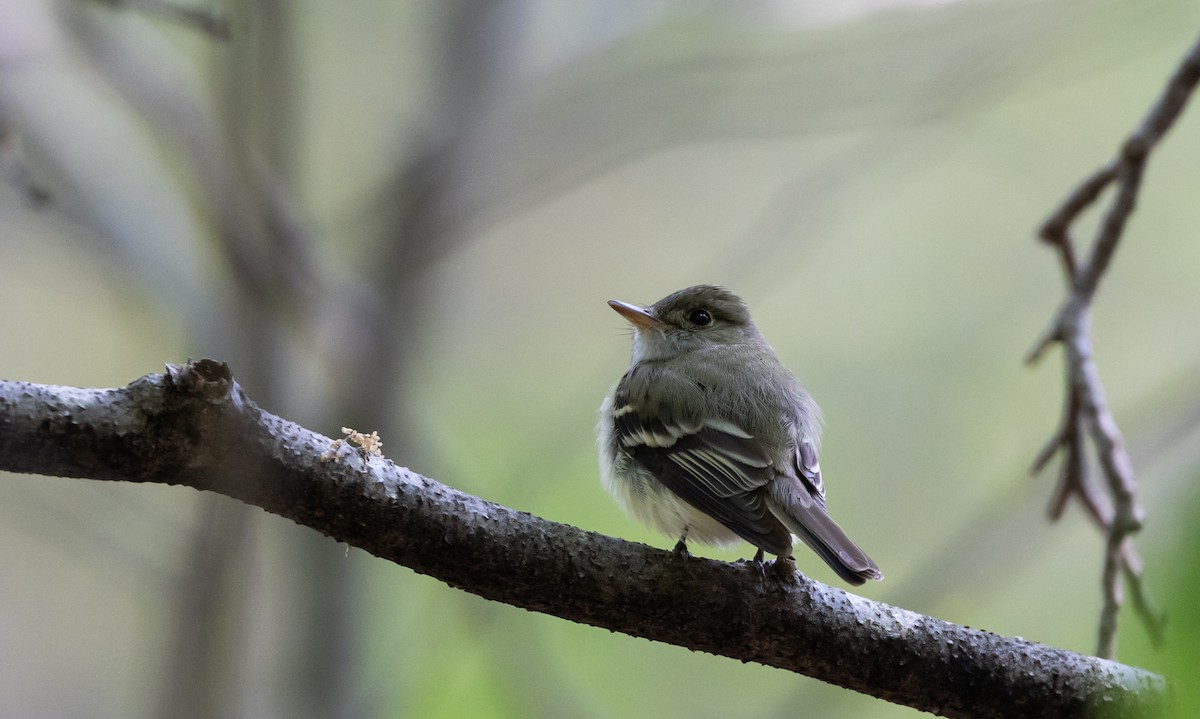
[597,284,882,585]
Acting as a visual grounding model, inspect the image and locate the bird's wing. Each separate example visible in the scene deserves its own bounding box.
[795,439,827,508]
[611,384,792,555]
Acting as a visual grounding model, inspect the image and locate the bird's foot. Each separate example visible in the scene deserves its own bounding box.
[748,548,767,580]
[671,538,692,561]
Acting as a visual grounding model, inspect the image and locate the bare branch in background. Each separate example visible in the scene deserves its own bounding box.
[83,0,230,39]
[1028,31,1200,659]
[0,362,1168,719]
[0,120,53,206]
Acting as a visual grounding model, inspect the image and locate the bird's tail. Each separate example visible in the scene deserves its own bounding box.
[767,480,882,586]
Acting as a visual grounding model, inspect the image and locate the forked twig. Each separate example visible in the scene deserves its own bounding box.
[1029,33,1200,659]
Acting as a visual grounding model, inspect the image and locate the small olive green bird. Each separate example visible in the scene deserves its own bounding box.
[598,285,882,585]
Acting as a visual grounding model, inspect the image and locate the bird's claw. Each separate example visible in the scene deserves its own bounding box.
[769,555,800,585]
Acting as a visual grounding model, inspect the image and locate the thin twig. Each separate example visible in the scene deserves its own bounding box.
[1029,31,1200,659]
[1097,531,1125,659]
[1038,383,1109,527]
[1037,161,1117,277]
[1122,540,1167,648]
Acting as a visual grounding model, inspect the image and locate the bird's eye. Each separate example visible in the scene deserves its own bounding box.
[688,308,712,326]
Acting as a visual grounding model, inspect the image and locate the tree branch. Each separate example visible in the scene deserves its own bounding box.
[0,361,1166,718]
[1028,32,1200,659]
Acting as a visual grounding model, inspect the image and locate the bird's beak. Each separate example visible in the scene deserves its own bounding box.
[608,299,663,331]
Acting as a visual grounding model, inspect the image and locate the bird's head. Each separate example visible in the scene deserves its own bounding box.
[609,285,762,363]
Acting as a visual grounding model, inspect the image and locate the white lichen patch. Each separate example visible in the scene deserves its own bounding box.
[322,426,383,462]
